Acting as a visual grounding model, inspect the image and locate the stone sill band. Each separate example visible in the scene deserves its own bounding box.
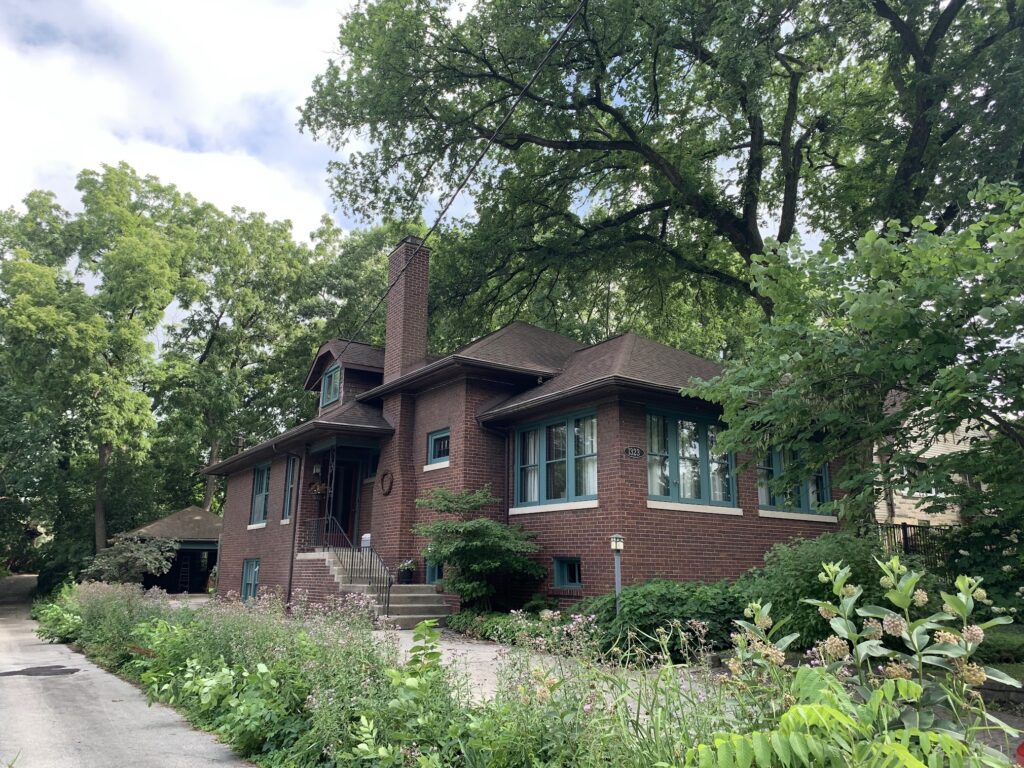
[758,509,838,523]
[646,500,744,516]
[509,500,599,515]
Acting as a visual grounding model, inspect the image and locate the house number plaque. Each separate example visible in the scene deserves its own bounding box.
[623,446,645,459]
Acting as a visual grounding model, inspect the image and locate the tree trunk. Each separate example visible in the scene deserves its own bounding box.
[202,437,221,511]
[94,442,112,552]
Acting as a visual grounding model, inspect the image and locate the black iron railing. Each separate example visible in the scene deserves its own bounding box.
[310,516,392,616]
[873,521,955,572]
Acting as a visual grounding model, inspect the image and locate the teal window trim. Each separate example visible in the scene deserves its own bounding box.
[757,448,831,513]
[281,456,298,520]
[250,463,270,524]
[365,452,380,480]
[427,428,450,464]
[241,558,260,601]
[553,557,583,589]
[645,410,736,506]
[514,410,598,506]
[320,364,341,407]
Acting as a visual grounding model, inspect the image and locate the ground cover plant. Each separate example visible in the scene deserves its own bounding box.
[36,555,1022,767]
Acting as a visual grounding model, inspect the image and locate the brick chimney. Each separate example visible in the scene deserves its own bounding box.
[383,236,430,382]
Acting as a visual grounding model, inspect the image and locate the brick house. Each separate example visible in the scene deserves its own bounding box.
[206,236,840,624]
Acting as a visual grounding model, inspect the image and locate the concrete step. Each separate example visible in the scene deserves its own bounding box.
[386,601,448,617]
[390,614,449,630]
[382,592,446,606]
[389,584,444,595]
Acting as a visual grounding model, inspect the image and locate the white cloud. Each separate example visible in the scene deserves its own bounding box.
[0,0,357,239]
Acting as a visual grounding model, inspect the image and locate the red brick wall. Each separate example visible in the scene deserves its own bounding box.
[217,453,301,598]
[341,368,382,404]
[383,238,429,383]
[291,558,339,605]
[512,398,841,601]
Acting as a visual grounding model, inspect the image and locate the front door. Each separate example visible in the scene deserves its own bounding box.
[330,461,359,544]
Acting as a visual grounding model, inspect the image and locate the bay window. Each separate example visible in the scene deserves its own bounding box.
[646,414,734,505]
[516,413,597,506]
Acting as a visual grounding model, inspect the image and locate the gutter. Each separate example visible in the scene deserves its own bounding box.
[357,356,557,402]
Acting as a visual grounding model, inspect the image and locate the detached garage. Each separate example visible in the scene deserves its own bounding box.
[125,506,222,593]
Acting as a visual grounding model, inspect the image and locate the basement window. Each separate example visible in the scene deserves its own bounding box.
[241,558,260,601]
[553,557,582,589]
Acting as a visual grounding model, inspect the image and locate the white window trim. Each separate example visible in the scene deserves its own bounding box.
[509,500,599,515]
[646,500,743,516]
[423,459,450,472]
[247,522,267,530]
[758,509,838,523]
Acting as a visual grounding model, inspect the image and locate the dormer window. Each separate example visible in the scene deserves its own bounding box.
[320,365,341,407]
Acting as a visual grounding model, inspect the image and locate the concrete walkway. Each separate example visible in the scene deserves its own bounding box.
[0,574,249,768]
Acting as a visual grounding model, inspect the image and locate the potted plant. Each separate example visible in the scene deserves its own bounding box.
[397,559,416,584]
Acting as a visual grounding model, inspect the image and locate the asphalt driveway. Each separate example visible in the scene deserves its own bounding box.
[0,574,249,768]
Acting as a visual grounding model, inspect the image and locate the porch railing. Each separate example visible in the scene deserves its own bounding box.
[310,516,392,616]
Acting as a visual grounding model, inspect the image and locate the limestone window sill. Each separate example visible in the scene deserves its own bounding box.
[757,509,838,523]
[509,500,599,515]
[247,522,266,530]
[646,500,743,516]
[423,460,450,472]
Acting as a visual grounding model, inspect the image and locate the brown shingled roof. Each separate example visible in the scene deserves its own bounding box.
[125,506,222,542]
[455,321,585,372]
[480,333,722,420]
[303,339,385,390]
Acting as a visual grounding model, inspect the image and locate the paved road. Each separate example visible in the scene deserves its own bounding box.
[0,574,249,768]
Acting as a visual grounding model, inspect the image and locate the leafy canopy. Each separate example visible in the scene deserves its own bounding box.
[687,183,1024,523]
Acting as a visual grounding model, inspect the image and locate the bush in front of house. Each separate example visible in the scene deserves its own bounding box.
[578,578,744,660]
[972,624,1024,665]
[414,486,545,609]
[735,531,949,648]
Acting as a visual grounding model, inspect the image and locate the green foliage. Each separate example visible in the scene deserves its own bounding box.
[579,578,744,658]
[79,534,178,583]
[302,0,1023,330]
[414,486,545,608]
[735,532,945,648]
[941,510,1024,620]
[689,184,1024,524]
[973,625,1024,665]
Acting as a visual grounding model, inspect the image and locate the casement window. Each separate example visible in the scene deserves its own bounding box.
[757,449,829,512]
[241,558,260,601]
[427,429,450,464]
[281,456,298,521]
[646,414,734,505]
[553,557,583,589]
[250,463,270,524]
[320,364,341,407]
[516,413,598,505]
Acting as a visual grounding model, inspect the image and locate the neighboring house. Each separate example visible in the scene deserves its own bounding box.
[874,429,971,527]
[206,237,842,622]
[124,505,222,593]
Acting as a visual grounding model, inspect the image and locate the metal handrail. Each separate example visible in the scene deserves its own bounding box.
[311,516,393,616]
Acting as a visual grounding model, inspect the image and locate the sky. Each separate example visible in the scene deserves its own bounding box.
[0,0,360,240]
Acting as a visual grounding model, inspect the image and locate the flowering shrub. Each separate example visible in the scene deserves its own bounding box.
[446,608,601,658]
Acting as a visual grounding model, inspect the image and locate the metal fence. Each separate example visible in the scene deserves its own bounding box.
[873,521,955,571]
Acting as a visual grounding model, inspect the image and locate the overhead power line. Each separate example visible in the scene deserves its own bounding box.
[338,0,587,358]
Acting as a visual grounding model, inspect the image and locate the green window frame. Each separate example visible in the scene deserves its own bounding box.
[281,456,298,521]
[427,428,450,464]
[241,558,260,601]
[365,452,380,480]
[320,364,341,407]
[757,448,830,513]
[515,412,598,506]
[426,562,444,584]
[553,557,582,589]
[645,413,734,505]
[250,463,270,524]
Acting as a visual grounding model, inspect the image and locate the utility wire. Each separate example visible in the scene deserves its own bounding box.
[338,0,587,358]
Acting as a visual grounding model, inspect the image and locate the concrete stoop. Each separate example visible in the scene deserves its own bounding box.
[296,551,449,629]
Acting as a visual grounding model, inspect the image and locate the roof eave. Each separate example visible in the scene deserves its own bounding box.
[203,420,393,476]
[478,376,710,423]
